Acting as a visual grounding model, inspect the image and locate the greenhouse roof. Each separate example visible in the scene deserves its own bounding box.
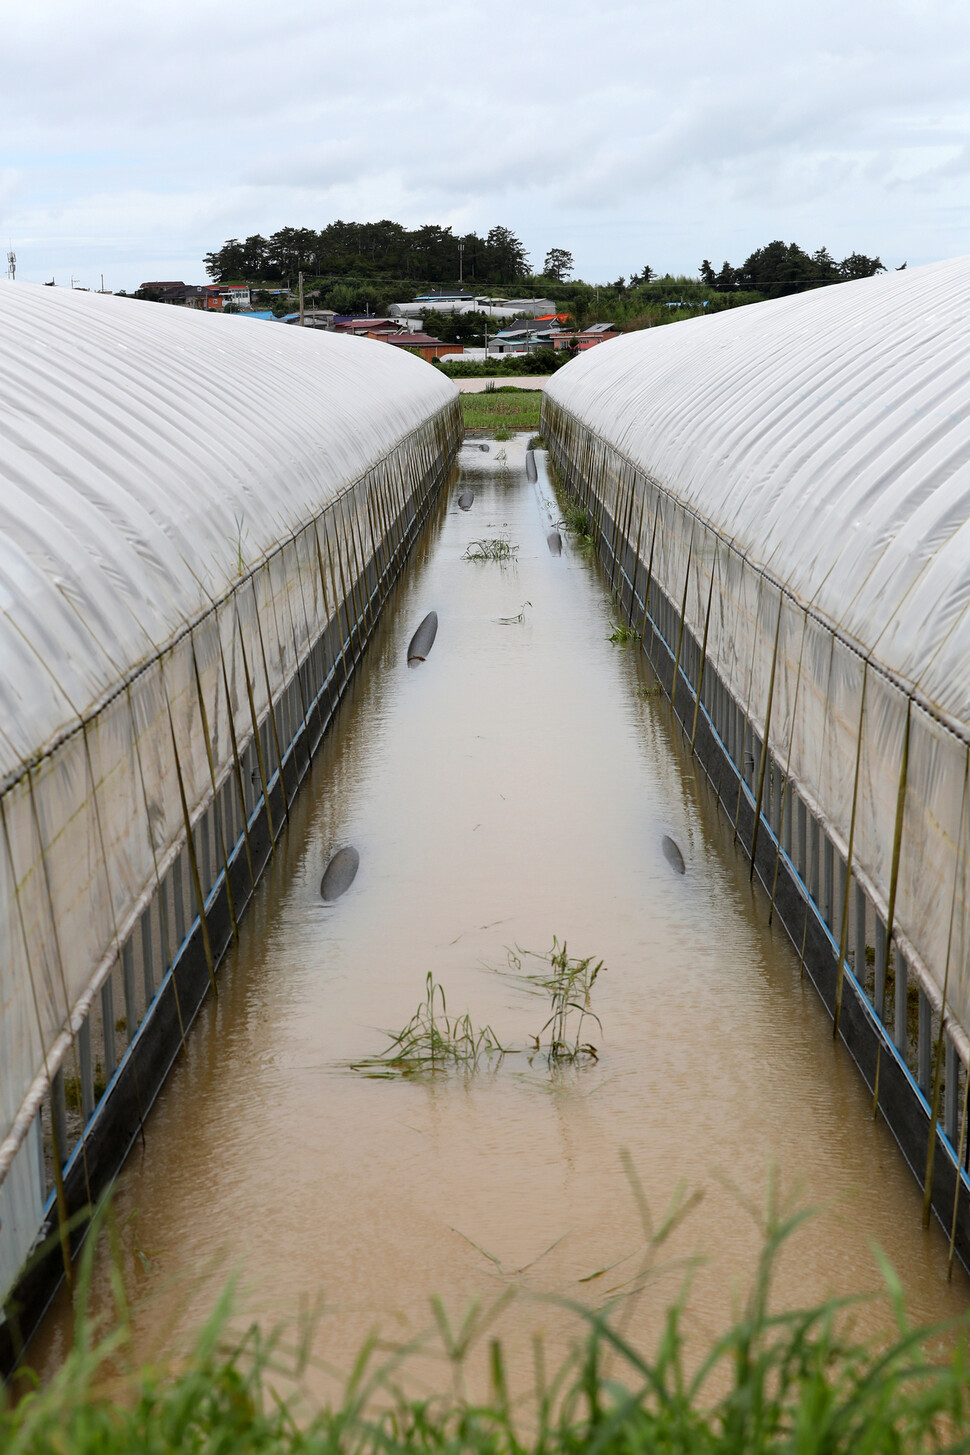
[544,257,970,732]
[0,282,455,782]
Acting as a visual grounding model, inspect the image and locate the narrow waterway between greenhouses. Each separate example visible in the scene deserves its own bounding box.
[32,434,968,1389]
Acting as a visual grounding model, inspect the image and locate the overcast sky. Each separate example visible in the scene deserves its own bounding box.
[2,0,969,292]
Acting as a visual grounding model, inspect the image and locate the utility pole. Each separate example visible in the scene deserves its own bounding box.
[458,241,464,285]
[298,270,305,325]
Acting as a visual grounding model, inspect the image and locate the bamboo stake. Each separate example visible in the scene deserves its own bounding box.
[81,721,148,1148]
[0,798,73,1293]
[218,635,256,892]
[768,613,808,927]
[690,542,718,755]
[312,517,348,696]
[166,702,218,999]
[347,488,374,637]
[873,700,911,1121]
[629,492,647,628]
[25,767,94,1212]
[191,635,238,940]
[795,633,836,975]
[124,683,186,1053]
[617,472,637,604]
[733,574,767,844]
[250,579,290,825]
[671,526,694,722]
[948,1055,970,1277]
[331,511,357,673]
[749,597,784,879]
[833,664,869,1037]
[924,746,969,1227]
[639,498,661,647]
[280,539,313,767]
[292,526,326,749]
[235,606,275,846]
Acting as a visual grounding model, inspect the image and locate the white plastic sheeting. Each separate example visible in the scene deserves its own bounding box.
[0,282,458,1286]
[0,282,456,778]
[543,257,970,1057]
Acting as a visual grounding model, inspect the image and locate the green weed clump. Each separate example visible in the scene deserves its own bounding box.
[463,537,517,561]
[350,972,504,1078]
[558,502,596,554]
[607,621,639,645]
[507,938,605,1063]
[5,1193,970,1455]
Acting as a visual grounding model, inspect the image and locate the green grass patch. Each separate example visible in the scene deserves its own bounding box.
[460,389,542,434]
[6,1194,970,1454]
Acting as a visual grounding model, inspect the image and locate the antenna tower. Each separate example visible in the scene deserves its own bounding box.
[5,250,15,281]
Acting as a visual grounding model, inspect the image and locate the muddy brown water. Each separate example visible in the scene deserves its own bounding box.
[31,434,968,1390]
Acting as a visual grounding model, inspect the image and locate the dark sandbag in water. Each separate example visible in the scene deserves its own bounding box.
[547,528,562,556]
[526,451,538,483]
[458,491,474,510]
[407,609,438,664]
[321,845,360,901]
[662,835,685,874]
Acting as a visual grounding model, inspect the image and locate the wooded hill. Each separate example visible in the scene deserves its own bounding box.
[204,222,529,287]
[200,223,892,332]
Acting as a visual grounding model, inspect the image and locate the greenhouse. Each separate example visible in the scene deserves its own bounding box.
[0,281,460,1327]
[543,256,970,1253]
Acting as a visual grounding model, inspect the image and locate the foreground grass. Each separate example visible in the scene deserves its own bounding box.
[461,388,542,434]
[5,1197,970,1453]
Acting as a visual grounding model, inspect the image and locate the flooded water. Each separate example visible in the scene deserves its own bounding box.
[32,434,968,1387]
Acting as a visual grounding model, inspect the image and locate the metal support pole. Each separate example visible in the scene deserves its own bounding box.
[874,917,887,1020]
[797,797,807,879]
[101,976,117,1080]
[51,1068,68,1169]
[809,816,820,903]
[200,811,211,899]
[918,987,932,1094]
[854,883,867,990]
[945,1039,959,1143]
[78,1016,95,1122]
[823,834,835,931]
[141,905,155,1003]
[894,949,908,1057]
[173,858,186,947]
[122,941,137,1046]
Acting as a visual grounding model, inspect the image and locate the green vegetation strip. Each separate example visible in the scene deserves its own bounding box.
[4,1195,970,1453]
[461,389,542,434]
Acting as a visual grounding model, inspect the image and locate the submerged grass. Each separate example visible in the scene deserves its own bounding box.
[607,621,640,645]
[506,938,605,1063]
[6,1191,970,1454]
[349,972,504,1078]
[497,601,532,625]
[557,501,596,554]
[463,537,518,562]
[460,389,542,434]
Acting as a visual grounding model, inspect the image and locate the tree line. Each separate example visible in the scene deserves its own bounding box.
[699,240,890,297]
[204,222,530,286]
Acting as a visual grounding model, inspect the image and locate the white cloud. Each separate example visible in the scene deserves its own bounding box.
[2,0,970,288]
